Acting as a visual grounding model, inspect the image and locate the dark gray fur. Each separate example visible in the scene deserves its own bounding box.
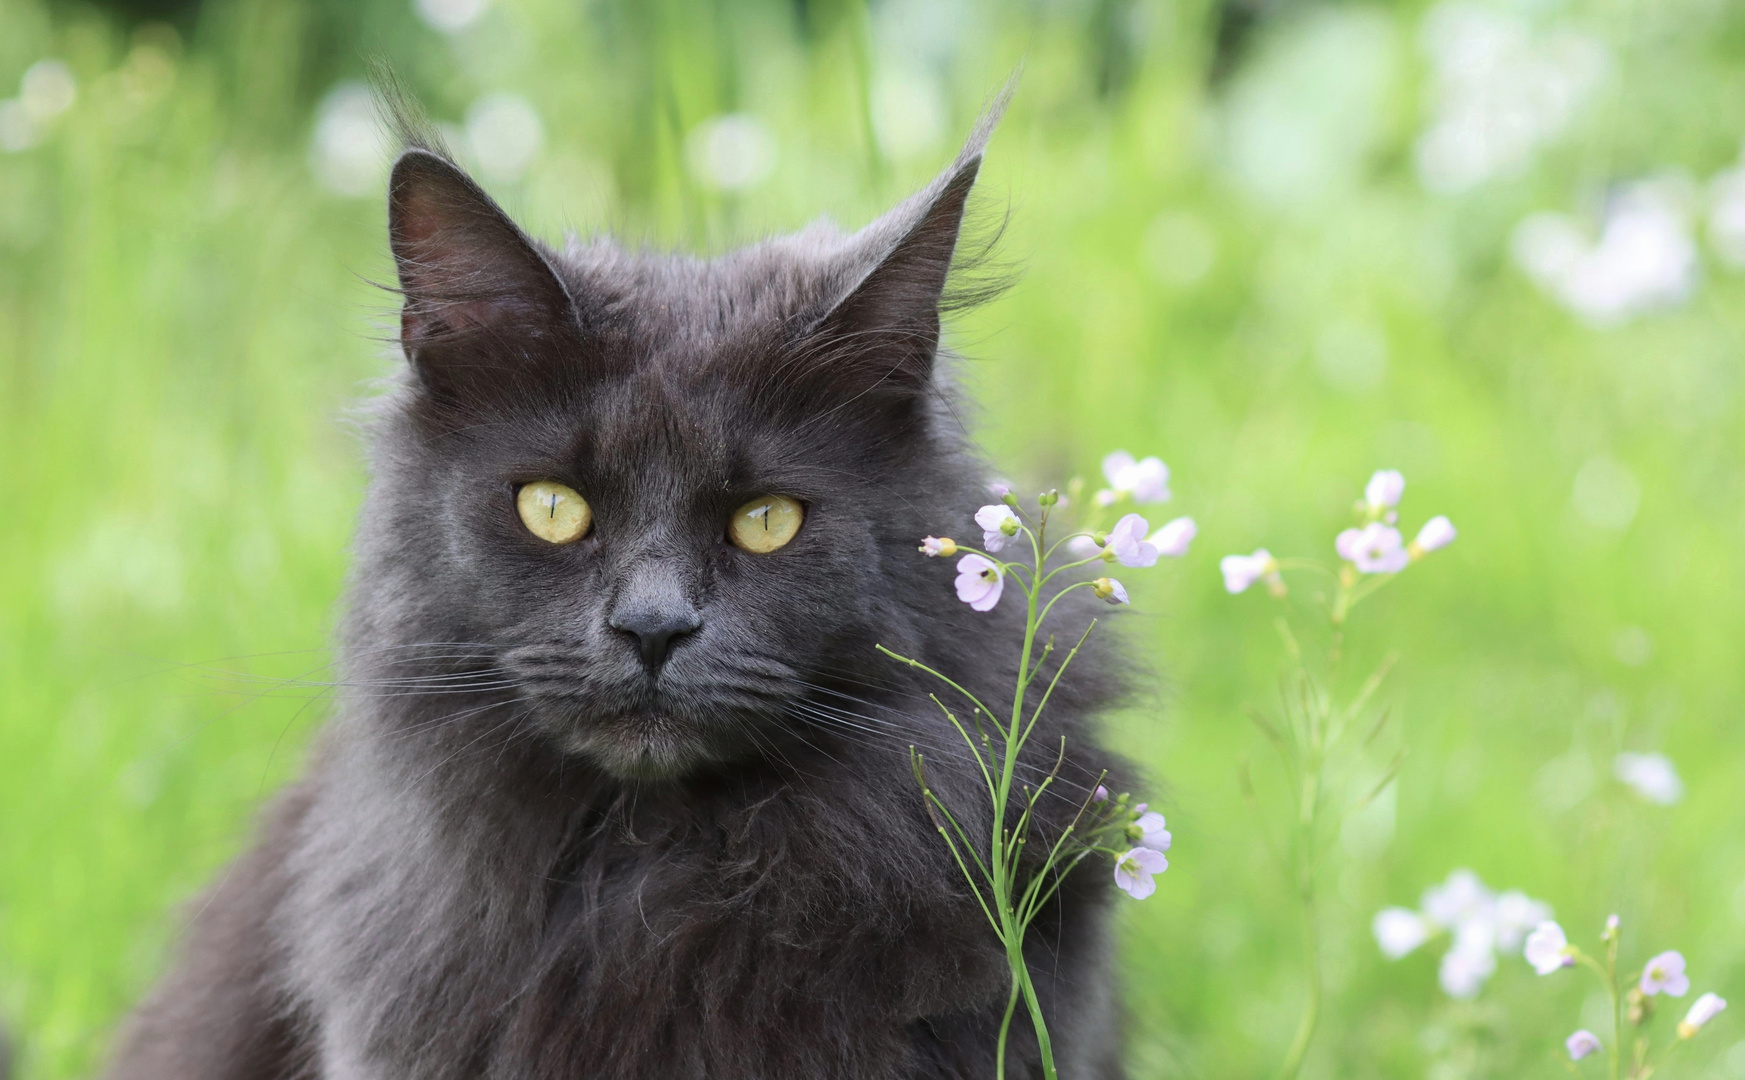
[104,92,1129,1080]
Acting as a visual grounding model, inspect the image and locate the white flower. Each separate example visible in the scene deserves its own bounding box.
[1365,469,1405,511]
[987,479,1013,498]
[1640,950,1690,997]
[1614,752,1684,804]
[1147,517,1196,557]
[1373,907,1431,960]
[1220,548,1280,594]
[1524,921,1574,975]
[1335,522,1409,574]
[1099,451,1171,504]
[1422,869,1495,930]
[1106,514,1159,568]
[1678,992,1726,1038]
[1113,847,1169,899]
[1494,891,1553,951]
[1440,922,1499,999]
[1566,1030,1602,1061]
[1092,577,1129,606]
[1133,811,1172,852]
[1411,515,1457,556]
[975,504,1020,553]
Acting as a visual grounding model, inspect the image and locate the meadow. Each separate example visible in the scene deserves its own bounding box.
[2,0,1744,1075]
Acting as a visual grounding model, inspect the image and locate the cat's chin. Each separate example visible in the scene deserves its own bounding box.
[549,714,739,781]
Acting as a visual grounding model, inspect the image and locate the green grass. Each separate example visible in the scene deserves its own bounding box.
[3,0,1744,1076]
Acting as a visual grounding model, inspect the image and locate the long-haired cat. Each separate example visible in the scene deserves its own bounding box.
[104,89,1129,1080]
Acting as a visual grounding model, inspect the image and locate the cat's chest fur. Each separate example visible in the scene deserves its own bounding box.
[280,737,1009,1080]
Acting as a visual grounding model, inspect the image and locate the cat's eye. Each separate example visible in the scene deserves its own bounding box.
[728,495,804,553]
[517,481,592,544]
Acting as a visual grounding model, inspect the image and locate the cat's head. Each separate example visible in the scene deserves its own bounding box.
[357,105,1008,780]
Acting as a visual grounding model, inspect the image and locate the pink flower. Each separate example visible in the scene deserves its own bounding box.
[1641,951,1690,997]
[975,504,1020,553]
[1107,513,1159,568]
[1566,1031,1602,1061]
[953,554,1004,612]
[1133,810,1171,851]
[918,536,957,557]
[1221,549,1280,594]
[1365,469,1405,511]
[1091,577,1129,605]
[1092,785,1109,802]
[1336,522,1409,574]
[1410,515,1457,556]
[987,479,1013,498]
[1113,847,1169,899]
[1097,451,1171,505]
[1147,517,1196,557]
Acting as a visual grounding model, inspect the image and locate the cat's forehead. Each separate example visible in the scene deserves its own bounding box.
[554,226,853,348]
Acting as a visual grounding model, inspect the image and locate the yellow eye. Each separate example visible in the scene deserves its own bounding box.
[517,480,592,544]
[728,495,804,553]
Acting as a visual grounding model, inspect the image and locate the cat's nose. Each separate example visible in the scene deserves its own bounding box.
[609,609,703,676]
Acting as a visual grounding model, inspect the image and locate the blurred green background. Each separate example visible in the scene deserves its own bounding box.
[3,0,1744,1075]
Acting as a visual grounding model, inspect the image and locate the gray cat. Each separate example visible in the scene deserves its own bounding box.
[104,91,1129,1080]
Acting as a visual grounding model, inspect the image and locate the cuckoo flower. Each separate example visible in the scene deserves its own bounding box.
[918,536,957,557]
[1091,577,1129,605]
[1147,517,1197,557]
[1372,908,1431,960]
[953,554,1004,612]
[1615,752,1684,805]
[1678,992,1726,1038]
[1132,811,1171,852]
[1365,469,1405,512]
[1525,921,1575,975]
[1640,951,1690,997]
[1336,522,1409,574]
[1221,549,1281,594]
[1096,451,1171,505]
[1113,847,1169,899]
[975,504,1020,553]
[1105,514,1159,567]
[1410,516,1457,557]
[1565,1030,1602,1061]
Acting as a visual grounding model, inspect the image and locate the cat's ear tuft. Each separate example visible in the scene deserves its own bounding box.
[387,149,578,400]
[801,81,1013,404]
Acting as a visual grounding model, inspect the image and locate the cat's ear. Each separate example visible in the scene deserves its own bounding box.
[799,87,1011,404]
[388,149,579,401]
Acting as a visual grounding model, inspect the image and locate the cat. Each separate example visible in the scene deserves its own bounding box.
[103,87,1131,1080]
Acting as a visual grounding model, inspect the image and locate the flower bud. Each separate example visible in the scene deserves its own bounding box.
[1091,577,1130,605]
[1365,469,1405,512]
[919,536,957,557]
[1678,992,1726,1038]
[1602,913,1620,942]
[1409,515,1457,559]
[1039,489,1060,507]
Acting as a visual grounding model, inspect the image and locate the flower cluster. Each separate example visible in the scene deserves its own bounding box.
[1526,914,1727,1068]
[1110,801,1173,900]
[1372,868,1552,998]
[919,450,1195,614]
[1223,469,1454,598]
